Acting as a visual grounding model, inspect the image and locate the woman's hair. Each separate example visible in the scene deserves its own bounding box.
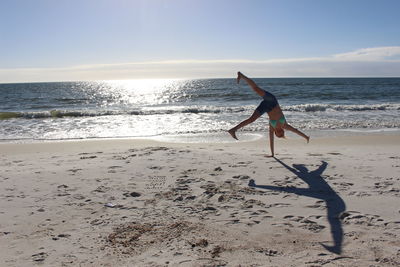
[275,128,285,138]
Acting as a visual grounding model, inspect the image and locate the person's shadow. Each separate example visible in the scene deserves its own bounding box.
[248,158,346,254]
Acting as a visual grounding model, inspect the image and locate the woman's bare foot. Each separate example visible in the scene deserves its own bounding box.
[228,129,238,140]
[306,136,310,143]
[236,72,242,84]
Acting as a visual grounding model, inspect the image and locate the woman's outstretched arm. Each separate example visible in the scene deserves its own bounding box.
[267,125,275,157]
[283,123,310,143]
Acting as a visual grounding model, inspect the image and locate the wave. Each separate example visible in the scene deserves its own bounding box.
[0,110,114,120]
[0,107,244,120]
[1,103,399,120]
[284,103,400,112]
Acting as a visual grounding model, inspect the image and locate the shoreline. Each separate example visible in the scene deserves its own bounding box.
[1,133,400,266]
[1,132,400,154]
[1,127,399,145]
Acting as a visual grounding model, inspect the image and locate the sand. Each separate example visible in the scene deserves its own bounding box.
[0,134,399,266]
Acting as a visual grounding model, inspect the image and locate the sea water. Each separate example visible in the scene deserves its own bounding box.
[0,78,399,142]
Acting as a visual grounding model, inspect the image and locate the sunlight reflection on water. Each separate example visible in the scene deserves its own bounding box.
[99,79,191,106]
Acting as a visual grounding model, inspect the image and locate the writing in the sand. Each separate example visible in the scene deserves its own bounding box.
[145,176,166,191]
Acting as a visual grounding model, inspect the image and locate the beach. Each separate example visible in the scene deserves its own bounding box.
[2,0,400,265]
[1,134,399,266]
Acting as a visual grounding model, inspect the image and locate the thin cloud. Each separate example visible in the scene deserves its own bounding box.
[333,46,400,61]
[1,46,400,83]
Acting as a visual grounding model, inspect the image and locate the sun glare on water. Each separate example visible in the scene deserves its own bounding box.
[98,79,187,106]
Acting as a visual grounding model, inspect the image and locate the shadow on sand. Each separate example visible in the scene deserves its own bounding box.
[249,157,346,254]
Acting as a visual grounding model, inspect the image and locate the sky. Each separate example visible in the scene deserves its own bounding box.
[1,0,400,83]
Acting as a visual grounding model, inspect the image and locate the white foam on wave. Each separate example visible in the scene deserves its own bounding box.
[284,103,400,112]
[2,103,399,122]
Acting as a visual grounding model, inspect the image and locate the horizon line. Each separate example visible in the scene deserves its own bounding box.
[1,76,400,85]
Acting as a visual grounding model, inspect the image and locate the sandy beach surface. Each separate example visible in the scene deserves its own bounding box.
[1,134,399,266]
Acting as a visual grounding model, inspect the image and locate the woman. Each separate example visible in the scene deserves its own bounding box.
[228,72,309,157]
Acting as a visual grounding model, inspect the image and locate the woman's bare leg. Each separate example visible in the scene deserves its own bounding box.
[237,72,265,98]
[228,110,261,140]
[282,123,310,143]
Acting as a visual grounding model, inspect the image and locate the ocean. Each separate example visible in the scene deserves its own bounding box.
[1,78,399,143]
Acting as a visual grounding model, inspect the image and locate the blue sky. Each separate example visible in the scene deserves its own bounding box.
[1,0,400,82]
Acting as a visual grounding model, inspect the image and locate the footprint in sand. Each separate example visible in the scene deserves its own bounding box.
[112,155,127,160]
[149,166,163,170]
[255,248,279,256]
[149,146,170,152]
[333,182,354,191]
[232,175,250,180]
[80,155,97,159]
[339,211,384,226]
[241,199,266,209]
[67,168,82,175]
[283,215,304,221]
[348,191,372,197]
[92,185,111,193]
[226,219,240,224]
[229,161,253,168]
[108,165,124,173]
[283,215,326,233]
[181,168,197,175]
[371,180,400,196]
[384,221,400,229]
[266,203,292,208]
[307,153,323,156]
[327,152,342,155]
[123,192,141,198]
[79,152,102,155]
[32,252,48,262]
[108,166,123,169]
[203,206,218,212]
[299,218,326,233]
[305,200,325,209]
[56,184,76,196]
